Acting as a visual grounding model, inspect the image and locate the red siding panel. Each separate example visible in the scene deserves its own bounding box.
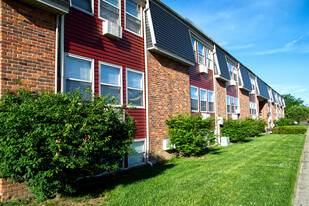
[189,64,214,91]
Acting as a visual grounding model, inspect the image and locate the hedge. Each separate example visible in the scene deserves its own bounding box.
[272,126,307,134]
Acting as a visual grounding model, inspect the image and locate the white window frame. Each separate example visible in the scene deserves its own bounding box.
[192,38,197,62]
[250,102,257,116]
[128,138,146,167]
[235,98,239,112]
[71,0,94,16]
[125,0,143,37]
[190,86,199,112]
[126,68,145,109]
[250,75,256,92]
[208,91,215,113]
[231,97,235,114]
[99,61,123,106]
[198,42,205,65]
[98,0,121,25]
[226,96,231,114]
[200,88,207,113]
[64,53,94,97]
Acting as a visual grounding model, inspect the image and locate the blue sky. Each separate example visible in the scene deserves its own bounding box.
[161,0,309,105]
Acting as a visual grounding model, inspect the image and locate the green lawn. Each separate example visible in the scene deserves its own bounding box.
[5,134,306,206]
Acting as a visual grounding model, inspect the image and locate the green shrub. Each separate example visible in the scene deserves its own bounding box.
[0,89,136,201]
[221,118,266,142]
[272,126,307,134]
[165,113,215,157]
[274,118,294,126]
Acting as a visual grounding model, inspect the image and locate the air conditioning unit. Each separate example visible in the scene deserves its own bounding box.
[218,117,224,125]
[163,139,175,151]
[103,20,122,39]
[232,114,238,120]
[250,90,256,95]
[235,108,240,114]
[202,113,211,120]
[228,79,237,86]
[199,64,208,74]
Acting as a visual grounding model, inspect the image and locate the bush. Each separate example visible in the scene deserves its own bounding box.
[165,113,215,157]
[272,126,307,134]
[0,89,136,201]
[274,118,294,126]
[221,118,266,142]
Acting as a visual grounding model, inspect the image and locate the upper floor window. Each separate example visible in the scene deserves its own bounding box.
[228,63,238,81]
[200,89,207,112]
[208,91,214,113]
[190,86,199,112]
[268,88,273,101]
[198,42,205,65]
[99,0,120,24]
[192,39,197,61]
[100,62,122,105]
[72,0,93,14]
[127,69,144,107]
[64,53,94,100]
[126,0,142,35]
[226,96,231,114]
[250,76,256,91]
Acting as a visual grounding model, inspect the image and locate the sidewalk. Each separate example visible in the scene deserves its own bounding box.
[294,128,309,206]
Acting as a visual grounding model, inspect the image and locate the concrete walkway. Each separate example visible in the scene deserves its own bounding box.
[294,128,309,206]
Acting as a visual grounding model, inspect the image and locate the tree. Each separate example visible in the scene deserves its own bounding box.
[282,94,305,110]
[0,89,136,200]
[285,105,309,123]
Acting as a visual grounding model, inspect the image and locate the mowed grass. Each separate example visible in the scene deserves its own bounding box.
[6,134,306,206]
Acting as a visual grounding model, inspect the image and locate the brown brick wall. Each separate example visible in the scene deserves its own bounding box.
[239,89,250,119]
[0,0,57,201]
[0,0,56,98]
[216,79,227,118]
[147,51,191,162]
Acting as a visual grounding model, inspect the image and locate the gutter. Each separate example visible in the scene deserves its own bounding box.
[60,15,65,92]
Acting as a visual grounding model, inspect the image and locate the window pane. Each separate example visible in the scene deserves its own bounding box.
[128,89,143,106]
[200,89,207,101]
[191,99,198,111]
[201,101,207,112]
[128,153,144,166]
[72,0,92,13]
[231,105,235,114]
[227,105,230,113]
[209,102,214,112]
[128,71,142,89]
[66,56,91,81]
[190,86,198,99]
[131,141,144,153]
[126,0,140,18]
[126,15,141,34]
[101,85,120,104]
[198,42,204,54]
[208,91,213,102]
[101,64,120,85]
[100,0,119,23]
[105,0,118,7]
[66,80,91,100]
[226,96,230,104]
[192,39,196,50]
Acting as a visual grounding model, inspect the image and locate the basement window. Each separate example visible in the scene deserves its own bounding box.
[128,140,145,166]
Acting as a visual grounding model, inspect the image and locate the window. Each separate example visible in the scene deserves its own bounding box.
[198,42,205,65]
[250,76,256,91]
[100,62,122,105]
[226,96,231,114]
[231,97,235,114]
[71,0,93,14]
[229,63,233,78]
[192,39,197,62]
[237,70,242,86]
[200,89,207,112]
[126,0,141,35]
[65,54,93,100]
[228,63,238,81]
[208,91,214,113]
[250,102,257,116]
[190,86,198,112]
[128,140,145,166]
[235,98,239,112]
[268,88,273,101]
[99,0,120,24]
[127,69,144,107]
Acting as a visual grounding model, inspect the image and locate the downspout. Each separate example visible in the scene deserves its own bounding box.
[54,15,59,93]
[213,45,220,137]
[60,15,65,92]
[143,2,152,166]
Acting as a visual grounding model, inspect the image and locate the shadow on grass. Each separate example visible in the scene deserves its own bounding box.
[197,147,225,156]
[72,161,175,198]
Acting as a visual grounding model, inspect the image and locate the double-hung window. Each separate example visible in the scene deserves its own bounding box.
[198,42,205,65]
[99,0,120,24]
[71,0,93,14]
[250,76,256,91]
[231,97,235,114]
[100,62,122,105]
[226,96,231,114]
[127,69,144,107]
[190,86,199,112]
[200,89,207,112]
[208,91,214,113]
[192,39,197,62]
[65,53,93,100]
[235,98,239,112]
[250,102,257,116]
[126,0,141,35]
[229,63,233,78]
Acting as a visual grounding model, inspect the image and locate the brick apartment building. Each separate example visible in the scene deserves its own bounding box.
[0,0,285,201]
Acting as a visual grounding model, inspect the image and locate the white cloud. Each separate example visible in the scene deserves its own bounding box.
[286,36,304,48]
